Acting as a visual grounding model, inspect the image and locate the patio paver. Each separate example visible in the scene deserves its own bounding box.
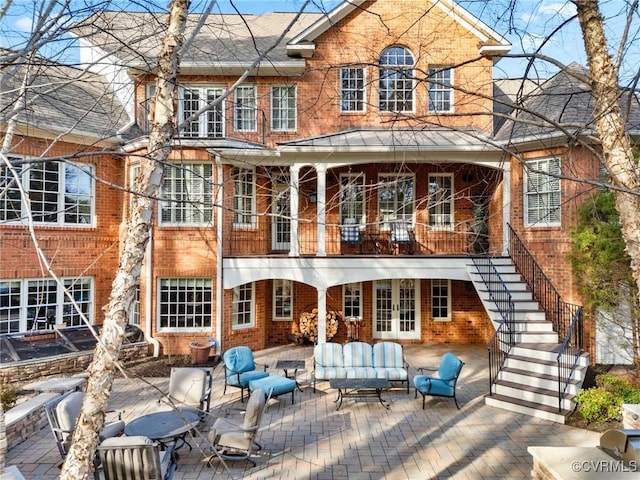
[6,343,600,479]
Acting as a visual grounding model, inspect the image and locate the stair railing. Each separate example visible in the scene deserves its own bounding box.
[473,254,516,396]
[507,224,584,412]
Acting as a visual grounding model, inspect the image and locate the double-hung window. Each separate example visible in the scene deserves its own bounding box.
[0,277,94,333]
[428,174,453,229]
[233,283,254,329]
[379,46,414,113]
[160,163,213,225]
[343,282,362,321]
[234,85,257,132]
[340,67,365,112]
[271,85,296,131]
[431,279,451,321]
[428,67,453,113]
[273,279,292,321]
[158,278,212,330]
[525,157,561,226]
[233,167,255,227]
[340,174,365,225]
[1,160,94,226]
[180,85,224,138]
[378,174,414,227]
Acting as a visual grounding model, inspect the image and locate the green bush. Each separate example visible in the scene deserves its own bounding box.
[0,385,18,410]
[576,373,640,424]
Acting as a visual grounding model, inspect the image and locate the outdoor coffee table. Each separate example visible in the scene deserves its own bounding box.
[124,408,200,452]
[329,378,391,410]
[275,359,305,392]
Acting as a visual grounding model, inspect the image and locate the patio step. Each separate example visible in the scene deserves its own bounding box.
[485,393,571,424]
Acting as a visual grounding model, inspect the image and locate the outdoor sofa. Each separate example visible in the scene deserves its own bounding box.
[312,341,409,392]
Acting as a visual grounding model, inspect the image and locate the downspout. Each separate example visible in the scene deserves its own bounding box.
[144,225,161,356]
[215,155,224,353]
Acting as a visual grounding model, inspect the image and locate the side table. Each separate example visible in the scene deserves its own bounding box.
[275,359,305,392]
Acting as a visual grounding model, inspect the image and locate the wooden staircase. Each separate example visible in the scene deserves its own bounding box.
[468,257,590,424]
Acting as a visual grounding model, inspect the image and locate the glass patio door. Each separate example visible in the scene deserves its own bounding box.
[272,182,290,250]
[373,279,420,340]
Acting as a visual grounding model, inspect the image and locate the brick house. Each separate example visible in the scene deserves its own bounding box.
[3,0,629,421]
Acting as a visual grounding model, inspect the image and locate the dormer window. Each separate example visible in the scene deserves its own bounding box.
[378,46,414,113]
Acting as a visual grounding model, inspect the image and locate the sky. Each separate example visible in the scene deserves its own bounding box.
[1,0,638,81]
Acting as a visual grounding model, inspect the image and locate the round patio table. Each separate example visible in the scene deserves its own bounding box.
[124,408,200,451]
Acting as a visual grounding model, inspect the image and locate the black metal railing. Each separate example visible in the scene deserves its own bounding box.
[473,254,516,396]
[507,224,584,411]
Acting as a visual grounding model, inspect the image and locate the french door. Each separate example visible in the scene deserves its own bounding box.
[373,279,420,340]
[272,182,290,250]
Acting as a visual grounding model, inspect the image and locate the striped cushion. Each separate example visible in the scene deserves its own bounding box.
[314,343,344,368]
[343,342,373,367]
[373,342,404,368]
[345,367,378,379]
[314,366,347,380]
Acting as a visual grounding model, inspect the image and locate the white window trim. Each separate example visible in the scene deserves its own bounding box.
[270,85,297,132]
[273,279,293,321]
[232,283,255,330]
[157,277,213,332]
[178,84,225,138]
[342,282,362,321]
[234,85,257,132]
[432,279,451,321]
[159,162,213,226]
[428,66,454,114]
[1,158,96,227]
[339,66,367,113]
[428,173,454,231]
[0,277,94,333]
[340,173,366,225]
[378,46,416,114]
[524,157,562,228]
[377,173,415,230]
[232,167,256,229]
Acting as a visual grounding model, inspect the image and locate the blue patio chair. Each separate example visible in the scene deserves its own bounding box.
[222,346,269,402]
[413,352,464,409]
[340,218,363,252]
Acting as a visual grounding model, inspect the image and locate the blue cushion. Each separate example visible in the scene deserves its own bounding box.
[227,370,269,388]
[249,375,295,397]
[224,346,256,375]
[438,352,462,381]
[414,376,454,396]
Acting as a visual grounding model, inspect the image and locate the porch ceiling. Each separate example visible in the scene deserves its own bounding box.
[222,256,472,290]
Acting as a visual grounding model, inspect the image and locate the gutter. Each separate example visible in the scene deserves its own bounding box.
[215,155,224,354]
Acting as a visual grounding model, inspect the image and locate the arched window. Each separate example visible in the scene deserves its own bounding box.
[378,46,414,112]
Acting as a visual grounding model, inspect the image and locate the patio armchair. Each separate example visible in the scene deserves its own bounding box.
[159,367,213,422]
[340,218,363,252]
[222,346,269,402]
[97,435,176,480]
[207,388,271,467]
[413,352,464,409]
[44,391,125,460]
[389,220,415,254]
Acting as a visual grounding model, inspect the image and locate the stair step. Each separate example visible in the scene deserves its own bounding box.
[499,367,581,394]
[494,379,575,409]
[485,394,572,424]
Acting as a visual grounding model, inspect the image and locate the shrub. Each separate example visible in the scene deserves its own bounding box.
[576,373,640,424]
[0,385,19,410]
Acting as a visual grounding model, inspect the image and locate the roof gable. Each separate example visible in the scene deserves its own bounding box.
[287,0,511,58]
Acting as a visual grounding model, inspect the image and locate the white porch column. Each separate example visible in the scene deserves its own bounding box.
[290,165,300,257]
[502,167,511,256]
[316,165,327,257]
[317,287,327,344]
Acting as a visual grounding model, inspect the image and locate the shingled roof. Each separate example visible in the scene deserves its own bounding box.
[1,52,129,143]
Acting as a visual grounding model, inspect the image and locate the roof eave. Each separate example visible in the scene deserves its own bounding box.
[127,61,306,77]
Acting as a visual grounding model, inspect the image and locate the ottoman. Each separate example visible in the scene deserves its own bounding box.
[249,375,296,404]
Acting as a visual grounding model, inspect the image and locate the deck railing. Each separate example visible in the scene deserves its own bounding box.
[506,224,584,411]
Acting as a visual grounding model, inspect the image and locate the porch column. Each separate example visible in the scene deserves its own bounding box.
[316,287,327,344]
[290,165,300,257]
[316,165,327,257]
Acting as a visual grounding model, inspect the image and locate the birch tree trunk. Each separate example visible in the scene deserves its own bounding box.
[59,1,188,478]
[573,1,640,369]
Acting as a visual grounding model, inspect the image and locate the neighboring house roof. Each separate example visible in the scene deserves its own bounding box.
[494,63,640,145]
[72,11,323,75]
[0,53,129,144]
